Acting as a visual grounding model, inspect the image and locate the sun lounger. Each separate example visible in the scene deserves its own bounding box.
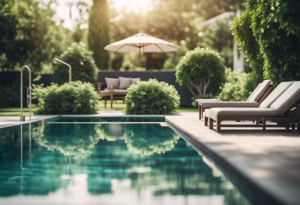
[197,80,273,119]
[205,81,300,132]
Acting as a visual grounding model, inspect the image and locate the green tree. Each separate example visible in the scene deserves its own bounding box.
[175,48,225,97]
[53,42,98,85]
[0,0,72,72]
[88,0,110,70]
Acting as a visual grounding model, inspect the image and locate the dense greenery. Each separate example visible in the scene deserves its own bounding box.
[232,0,300,85]
[176,48,225,97]
[88,0,110,70]
[218,69,252,101]
[33,81,99,114]
[0,0,71,72]
[0,85,19,107]
[125,79,180,114]
[53,42,98,85]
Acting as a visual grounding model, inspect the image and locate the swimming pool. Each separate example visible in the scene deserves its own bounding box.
[0,117,251,205]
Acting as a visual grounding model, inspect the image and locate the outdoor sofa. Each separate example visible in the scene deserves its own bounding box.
[98,77,140,108]
[196,80,273,119]
[204,81,300,132]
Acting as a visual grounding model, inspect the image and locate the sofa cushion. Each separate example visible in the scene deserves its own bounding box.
[100,89,128,93]
[131,78,141,84]
[105,78,119,89]
[119,77,132,89]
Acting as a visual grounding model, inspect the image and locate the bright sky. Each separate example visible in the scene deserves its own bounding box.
[42,0,153,30]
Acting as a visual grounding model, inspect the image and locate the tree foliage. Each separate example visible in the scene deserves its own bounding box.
[0,0,72,72]
[88,0,110,70]
[53,42,98,85]
[109,0,246,70]
[175,48,225,97]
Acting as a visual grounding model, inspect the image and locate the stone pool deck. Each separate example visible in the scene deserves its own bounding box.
[166,112,300,205]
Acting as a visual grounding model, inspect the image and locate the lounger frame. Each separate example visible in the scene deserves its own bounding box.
[207,103,300,132]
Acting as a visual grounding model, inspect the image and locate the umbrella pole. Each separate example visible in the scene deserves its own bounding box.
[139,48,141,68]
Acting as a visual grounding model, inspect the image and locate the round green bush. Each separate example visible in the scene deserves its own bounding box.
[125,79,180,114]
[53,42,98,85]
[33,81,99,114]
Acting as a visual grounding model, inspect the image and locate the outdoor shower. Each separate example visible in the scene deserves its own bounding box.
[53,58,72,82]
[20,65,31,121]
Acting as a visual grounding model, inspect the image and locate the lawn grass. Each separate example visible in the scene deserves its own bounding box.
[0,100,197,116]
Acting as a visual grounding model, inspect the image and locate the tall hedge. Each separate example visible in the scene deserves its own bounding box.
[232,0,300,86]
[53,42,98,85]
[88,0,110,70]
[231,11,263,91]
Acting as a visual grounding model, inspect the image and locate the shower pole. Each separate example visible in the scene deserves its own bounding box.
[20,66,31,121]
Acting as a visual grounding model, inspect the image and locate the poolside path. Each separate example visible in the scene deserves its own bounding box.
[166,112,300,205]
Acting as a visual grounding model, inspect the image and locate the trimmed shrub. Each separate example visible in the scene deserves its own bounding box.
[218,69,253,101]
[175,48,225,98]
[125,79,180,114]
[33,81,99,114]
[53,42,98,85]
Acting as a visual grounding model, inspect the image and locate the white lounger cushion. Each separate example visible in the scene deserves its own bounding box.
[201,101,258,109]
[196,99,223,104]
[270,81,300,115]
[208,108,280,121]
[246,83,261,101]
[247,80,271,102]
[260,82,293,108]
[100,89,128,93]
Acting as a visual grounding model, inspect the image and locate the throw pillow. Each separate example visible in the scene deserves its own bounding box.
[131,78,141,85]
[119,77,132,89]
[105,78,119,90]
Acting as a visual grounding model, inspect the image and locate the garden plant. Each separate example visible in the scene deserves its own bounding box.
[33,81,99,114]
[125,79,180,114]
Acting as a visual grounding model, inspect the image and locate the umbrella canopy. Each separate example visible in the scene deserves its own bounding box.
[104,33,180,67]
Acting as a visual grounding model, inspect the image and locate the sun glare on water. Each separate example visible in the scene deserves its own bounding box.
[111,0,153,14]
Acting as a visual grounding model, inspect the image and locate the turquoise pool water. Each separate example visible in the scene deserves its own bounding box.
[0,117,251,205]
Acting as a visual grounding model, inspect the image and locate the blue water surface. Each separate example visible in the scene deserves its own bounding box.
[0,118,251,205]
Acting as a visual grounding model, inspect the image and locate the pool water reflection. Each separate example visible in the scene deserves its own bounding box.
[0,119,251,205]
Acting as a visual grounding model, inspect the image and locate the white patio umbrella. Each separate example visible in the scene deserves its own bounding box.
[104,33,180,67]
